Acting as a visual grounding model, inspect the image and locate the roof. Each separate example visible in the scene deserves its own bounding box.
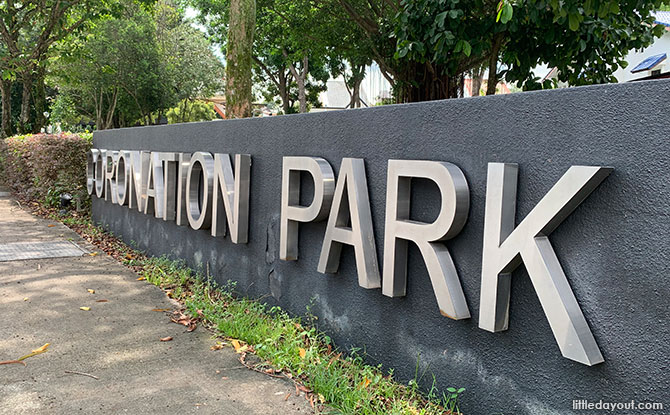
[631,53,667,73]
[654,11,670,27]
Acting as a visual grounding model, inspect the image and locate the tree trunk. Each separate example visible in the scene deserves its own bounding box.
[32,67,47,133]
[278,70,290,114]
[19,74,32,134]
[225,0,256,118]
[470,66,485,97]
[486,34,503,96]
[0,79,11,138]
[296,75,306,113]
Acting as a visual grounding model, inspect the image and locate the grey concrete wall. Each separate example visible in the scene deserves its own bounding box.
[92,79,670,415]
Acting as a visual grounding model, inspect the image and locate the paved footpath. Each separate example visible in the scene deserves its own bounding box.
[0,194,311,414]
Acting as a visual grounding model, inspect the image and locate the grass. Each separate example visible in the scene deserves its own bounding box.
[51,210,465,415]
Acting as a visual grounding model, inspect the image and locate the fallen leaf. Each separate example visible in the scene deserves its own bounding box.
[124,253,135,260]
[160,336,173,342]
[95,299,108,303]
[210,342,224,351]
[47,224,56,227]
[359,377,371,388]
[151,308,171,312]
[18,343,50,361]
[89,252,98,256]
[136,276,145,281]
[87,289,95,294]
[318,394,325,404]
[80,306,90,311]
[23,297,28,302]
[231,339,248,353]
[298,348,306,359]
[284,393,291,401]
[221,376,228,380]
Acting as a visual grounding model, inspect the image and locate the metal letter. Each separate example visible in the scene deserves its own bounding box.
[317,158,380,289]
[176,153,191,226]
[86,149,100,195]
[158,152,178,221]
[382,160,470,320]
[116,151,131,206]
[144,152,178,219]
[211,154,251,243]
[144,152,163,218]
[279,156,335,261]
[128,151,150,212]
[186,152,214,230]
[104,150,118,204]
[94,149,106,198]
[479,163,612,366]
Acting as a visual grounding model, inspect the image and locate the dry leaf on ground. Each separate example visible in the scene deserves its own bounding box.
[231,339,248,353]
[87,289,95,294]
[170,311,197,332]
[80,306,90,311]
[160,337,173,342]
[299,348,307,359]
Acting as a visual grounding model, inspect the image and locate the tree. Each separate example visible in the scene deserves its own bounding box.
[0,0,113,133]
[192,0,336,113]
[226,0,256,117]
[319,0,665,102]
[51,0,223,129]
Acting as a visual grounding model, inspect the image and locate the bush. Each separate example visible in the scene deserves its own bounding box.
[0,133,92,207]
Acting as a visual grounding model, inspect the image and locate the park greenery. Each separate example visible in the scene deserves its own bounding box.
[1,0,668,127]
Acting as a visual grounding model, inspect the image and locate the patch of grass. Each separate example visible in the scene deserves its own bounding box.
[48,209,465,414]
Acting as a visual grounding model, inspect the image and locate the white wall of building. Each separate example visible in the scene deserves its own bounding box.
[612,29,670,82]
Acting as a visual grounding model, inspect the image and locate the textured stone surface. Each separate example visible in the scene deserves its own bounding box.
[93,79,670,414]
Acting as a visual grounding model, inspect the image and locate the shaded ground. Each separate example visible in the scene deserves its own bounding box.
[0,195,312,414]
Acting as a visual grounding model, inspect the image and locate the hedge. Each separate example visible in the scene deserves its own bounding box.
[0,133,92,207]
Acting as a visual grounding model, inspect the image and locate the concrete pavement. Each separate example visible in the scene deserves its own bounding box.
[0,195,312,414]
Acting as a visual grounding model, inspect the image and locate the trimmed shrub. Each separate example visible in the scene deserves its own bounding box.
[0,133,92,207]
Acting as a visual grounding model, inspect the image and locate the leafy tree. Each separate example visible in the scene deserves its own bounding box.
[166,99,218,123]
[192,0,336,113]
[0,0,115,133]
[320,0,666,102]
[51,0,223,129]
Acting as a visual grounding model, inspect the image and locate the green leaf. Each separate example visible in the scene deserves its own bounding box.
[462,40,471,56]
[435,11,447,28]
[609,2,620,14]
[568,14,579,31]
[500,3,513,24]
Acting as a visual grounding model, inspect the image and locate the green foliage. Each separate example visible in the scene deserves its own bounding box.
[392,0,666,93]
[0,133,91,205]
[50,0,223,129]
[138,255,466,414]
[166,99,219,124]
